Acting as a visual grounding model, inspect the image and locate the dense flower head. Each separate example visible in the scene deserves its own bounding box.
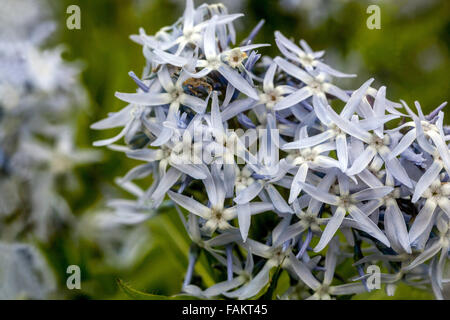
[93,0,449,299]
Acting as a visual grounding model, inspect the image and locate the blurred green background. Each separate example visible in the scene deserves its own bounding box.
[40,0,448,299]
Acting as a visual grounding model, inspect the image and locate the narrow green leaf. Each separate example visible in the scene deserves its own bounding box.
[117,279,199,300]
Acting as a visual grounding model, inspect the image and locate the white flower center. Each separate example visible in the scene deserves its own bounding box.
[298,53,315,67]
[298,211,321,231]
[338,195,353,209]
[369,134,390,151]
[423,180,449,201]
[226,48,247,68]
[261,88,282,110]
[288,148,318,165]
[207,56,222,69]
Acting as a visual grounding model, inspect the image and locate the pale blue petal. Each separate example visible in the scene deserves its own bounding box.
[324,84,349,102]
[126,149,161,162]
[248,202,275,215]
[428,130,450,175]
[357,169,384,188]
[412,161,443,203]
[273,87,312,111]
[408,200,437,243]
[314,207,346,252]
[312,94,332,127]
[384,201,411,254]
[388,129,416,160]
[274,56,313,83]
[203,277,245,298]
[263,62,277,92]
[153,48,189,67]
[157,65,175,92]
[403,240,442,271]
[170,162,208,180]
[385,157,413,188]
[211,91,225,134]
[324,238,339,285]
[315,61,356,78]
[346,147,377,176]
[275,31,303,56]
[326,105,371,143]
[180,94,207,113]
[234,181,264,204]
[93,121,133,147]
[373,86,386,138]
[90,105,133,129]
[203,16,218,59]
[351,186,393,202]
[288,253,321,290]
[237,203,251,242]
[221,98,257,121]
[236,263,271,300]
[167,190,210,219]
[151,168,182,202]
[348,205,390,247]
[289,163,308,204]
[115,91,172,106]
[218,65,259,100]
[273,221,306,247]
[266,184,293,214]
[282,130,334,150]
[297,181,340,206]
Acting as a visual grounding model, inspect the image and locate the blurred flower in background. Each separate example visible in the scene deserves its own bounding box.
[0,0,99,298]
[279,0,349,26]
[79,209,153,270]
[0,242,56,299]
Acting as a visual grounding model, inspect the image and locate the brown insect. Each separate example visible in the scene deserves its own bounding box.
[182,77,213,97]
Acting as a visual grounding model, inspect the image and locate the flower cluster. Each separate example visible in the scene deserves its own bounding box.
[93,0,450,299]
